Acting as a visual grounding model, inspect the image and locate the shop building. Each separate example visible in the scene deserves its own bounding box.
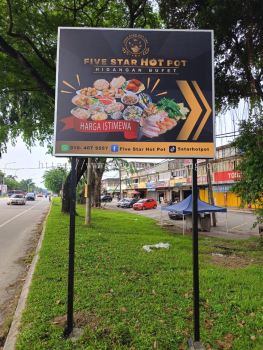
[101,175,120,195]
[122,144,249,208]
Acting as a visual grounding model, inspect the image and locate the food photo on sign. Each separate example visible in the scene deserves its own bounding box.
[61,75,190,140]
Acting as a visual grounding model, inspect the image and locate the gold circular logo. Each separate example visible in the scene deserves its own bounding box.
[122,34,149,57]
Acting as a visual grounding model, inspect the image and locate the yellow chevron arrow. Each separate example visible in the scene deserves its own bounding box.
[176,81,202,140]
[192,81,212,140]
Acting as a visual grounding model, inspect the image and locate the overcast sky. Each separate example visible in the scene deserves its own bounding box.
[0,139,68,187]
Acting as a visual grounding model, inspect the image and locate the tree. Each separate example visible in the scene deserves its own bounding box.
[61,157,107,212]
[232,112,263,223]
[158,0,263,226]
[43,167,68,194]
[0,0,159,148]
[0,170,4,183]
[107,159,137,199]
[19,178,35,192]
[158,0,263,110]
[4,175,19,190]
[0,0,160,212]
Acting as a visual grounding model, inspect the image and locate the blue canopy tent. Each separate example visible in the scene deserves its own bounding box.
[162,194,227,214]
[161,195,227,234]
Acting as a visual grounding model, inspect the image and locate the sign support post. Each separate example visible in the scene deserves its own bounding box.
[189,158,205,350]
[64,157,77,337]
[85,158,92,225]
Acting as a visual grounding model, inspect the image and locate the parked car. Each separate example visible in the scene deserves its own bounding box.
[168,211,183,220]
[133,198,157,210]
[121,198,139,208]
[25,192,35,201]
[101,194,113,202]
[7,194,26,205]
[117,198,129,207]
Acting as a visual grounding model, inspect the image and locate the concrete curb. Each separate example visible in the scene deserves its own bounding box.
[228,209,255,214]
[3,204,52,350]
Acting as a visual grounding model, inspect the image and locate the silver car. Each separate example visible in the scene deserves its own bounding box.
[117,198,129,207]
[7,194,26,205]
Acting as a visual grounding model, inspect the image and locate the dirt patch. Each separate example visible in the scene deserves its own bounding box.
[0,212,48,350]
[52,311,101,331]
[211,253,251,268]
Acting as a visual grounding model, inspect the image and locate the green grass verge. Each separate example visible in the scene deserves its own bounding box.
[16,199,263,350]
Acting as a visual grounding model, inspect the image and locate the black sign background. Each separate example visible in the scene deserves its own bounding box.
[54,28,213,147]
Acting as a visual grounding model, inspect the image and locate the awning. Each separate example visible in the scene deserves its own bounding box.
[162,194,227,214]
[129,190,140,194]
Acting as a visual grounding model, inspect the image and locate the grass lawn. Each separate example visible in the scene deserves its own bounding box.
[16,199,263,350]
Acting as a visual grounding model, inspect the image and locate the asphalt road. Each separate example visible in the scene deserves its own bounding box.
[0,197,50,326]
[105,200,259,239]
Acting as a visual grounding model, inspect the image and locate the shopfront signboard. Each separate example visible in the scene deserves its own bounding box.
[54,28,214,158]
[214,170,241,182]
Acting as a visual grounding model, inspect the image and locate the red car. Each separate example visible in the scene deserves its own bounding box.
[133,198,157,210]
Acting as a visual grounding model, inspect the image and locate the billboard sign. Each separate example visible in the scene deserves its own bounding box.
[0,184,7,195]
[54,28,214,158]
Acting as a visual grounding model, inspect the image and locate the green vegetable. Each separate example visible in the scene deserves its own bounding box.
[157,98,182,118]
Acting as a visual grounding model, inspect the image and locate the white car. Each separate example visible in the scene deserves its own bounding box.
[116,198,129,207]
[7,194,26,205]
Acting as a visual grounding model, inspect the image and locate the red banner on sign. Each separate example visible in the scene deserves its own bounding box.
[214,171,241,182]
[61,116,139,140]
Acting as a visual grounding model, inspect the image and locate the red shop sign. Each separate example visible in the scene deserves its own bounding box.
[214,171,241,182]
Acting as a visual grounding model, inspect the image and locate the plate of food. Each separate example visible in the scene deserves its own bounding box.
[89,105,105,115]
[72,95,99,109]
[123,105,143,122]
[93,79,110,91]
[110,76,126,89]
[71,107,91,119]
[113,88,125,98]
[121,92,139,105]
[77,87,97,96]
[105,102,124,114]
[111,111,123,120]
[96,95,116,105]
[91,112,108,121]
[122,79,145,94]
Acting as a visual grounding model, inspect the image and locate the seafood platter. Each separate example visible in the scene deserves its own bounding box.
[70,76,189,138]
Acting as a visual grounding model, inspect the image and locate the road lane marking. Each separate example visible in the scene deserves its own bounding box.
[0,201,47,229]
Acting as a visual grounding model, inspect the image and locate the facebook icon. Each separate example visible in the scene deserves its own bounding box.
[111,144,119,152]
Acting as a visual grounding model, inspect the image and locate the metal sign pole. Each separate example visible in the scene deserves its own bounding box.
[188,158,205,350]
[64,157,77,337]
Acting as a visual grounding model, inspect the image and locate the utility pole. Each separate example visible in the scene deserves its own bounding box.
[85,158,92,225]
[206,160,216,227]
[119,166,122,199]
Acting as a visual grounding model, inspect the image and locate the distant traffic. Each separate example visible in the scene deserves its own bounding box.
[5,190,51,205]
